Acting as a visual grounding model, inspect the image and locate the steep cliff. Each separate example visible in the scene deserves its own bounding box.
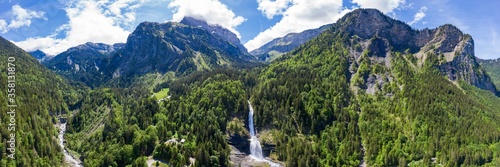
[334,9,498,95]
[181,17,248,53]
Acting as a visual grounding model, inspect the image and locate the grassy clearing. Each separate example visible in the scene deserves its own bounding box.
[154,88,170,100]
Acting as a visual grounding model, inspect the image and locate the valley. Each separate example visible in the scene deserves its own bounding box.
[1,7,500,167]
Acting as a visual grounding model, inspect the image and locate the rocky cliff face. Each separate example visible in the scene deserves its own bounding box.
[44,21,255,87]
[112,21,254,78]
[44,42,124,87]
[437,36,498,95]
[181,17,248,53]
[334,8,498,95]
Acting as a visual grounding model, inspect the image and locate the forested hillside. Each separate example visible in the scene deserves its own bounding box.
[249,29,500,166]
[0,37,79,166]
[64,69,256,166]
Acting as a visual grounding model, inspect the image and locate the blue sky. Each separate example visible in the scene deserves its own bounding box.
[0,0,498,59]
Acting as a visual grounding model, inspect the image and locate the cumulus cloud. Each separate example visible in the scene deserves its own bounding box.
[14,0,147,55]
[408,6,427,25]
[245,0,349,52]
[0,20,7,33]
[257,0,293,19]
[0,5,46,33]
[14,36,61,52]
[351,0,406,13]
[168,0,246,38]
[106,0,149,27]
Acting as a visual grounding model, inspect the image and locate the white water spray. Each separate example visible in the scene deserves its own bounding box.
[59,121,82,167]
[248,100,264,159]
[247,100,281,167]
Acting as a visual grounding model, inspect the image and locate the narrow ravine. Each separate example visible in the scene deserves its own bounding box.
[247,100,281,167]
[59,119,82,167]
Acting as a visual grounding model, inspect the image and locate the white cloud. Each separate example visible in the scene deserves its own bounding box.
[8,5,46,29]
[0,5,46,34]
[257,0,293,19]
[168,0,246,38]
[0,20,7,33]
[106,0,148,27]
[351,0,406,13]
[408,6,427,25]
[14,36,61,52]
[245,0,349,52]
[14,0,147,55]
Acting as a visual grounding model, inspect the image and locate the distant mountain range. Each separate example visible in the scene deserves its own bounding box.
[250,23,332,61]
[43,19,255,88]
[29,49,51,62]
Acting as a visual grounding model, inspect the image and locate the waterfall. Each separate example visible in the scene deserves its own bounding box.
[248,100,264,159]
[247,100,281,167]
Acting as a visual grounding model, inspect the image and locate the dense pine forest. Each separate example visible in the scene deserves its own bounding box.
[0,37,80,166]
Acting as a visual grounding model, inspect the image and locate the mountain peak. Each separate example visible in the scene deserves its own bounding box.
[66,42,125,55]
[180,17,210,28]
[332,9,497,94]
[28,49,51,62]
[180,17,248,53]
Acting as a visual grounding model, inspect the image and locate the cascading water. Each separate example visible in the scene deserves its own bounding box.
[247,100,281,167]
[248,100,264,159]
[59,121,82,167]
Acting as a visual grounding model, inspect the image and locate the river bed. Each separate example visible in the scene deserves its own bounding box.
[58,121,82,167]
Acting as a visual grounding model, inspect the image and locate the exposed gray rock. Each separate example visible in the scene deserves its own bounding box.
[44,42,124,88]
[181,17,248,53]
[113,21,254,78]
[338,9,498,95]
[438,37,498,95]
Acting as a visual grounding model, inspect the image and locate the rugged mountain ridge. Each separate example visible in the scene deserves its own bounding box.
[250,9,497,95]
[332,9,498,95]
[45,21,255,88]
[44,42,124,88]
[111,21,254,78]
[181,17,248,53]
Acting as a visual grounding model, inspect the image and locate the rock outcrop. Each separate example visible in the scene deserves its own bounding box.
[181,17,248,53]
[335,9,498,95]
[44,42,124,88]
